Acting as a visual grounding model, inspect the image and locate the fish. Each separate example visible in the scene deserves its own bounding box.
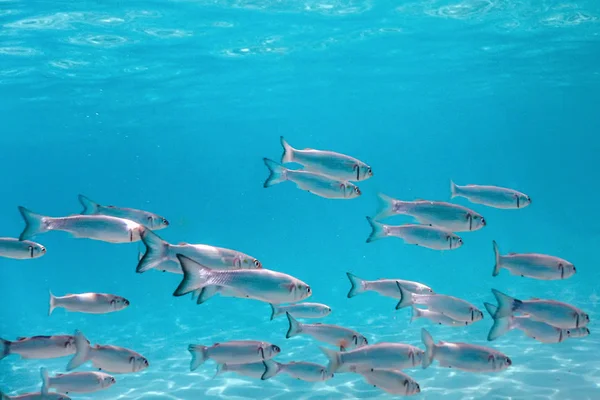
[49,292,130,316]
[346,272,433,299]
[492,241,575,280]
[279,136,373,181]
[410,307,474,327]
[421,328,511,373]
[66,330,149,374]
[269,303,332,320]
[491,289,590,329]
[173,254,311,305]
[262,158,362,200]
[365,217,463,250]
[285,312,368,351]
[355,368,421,396]
[0,335,82,360]
[395,283,484,323]
[18,207,144,243]
[136,229,262,274]
[78,195,169,230]
[450,181,531,209]
[41,367,115,394]
[320,342,424,373]
[188,341,281,371]
[214,360,281,380]
[375,193,486,232]
[0,238,46,259]
[272,361,334,382]
[0,391,71,400]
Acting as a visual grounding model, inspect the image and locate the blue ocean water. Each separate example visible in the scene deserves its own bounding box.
[1,0,600,398]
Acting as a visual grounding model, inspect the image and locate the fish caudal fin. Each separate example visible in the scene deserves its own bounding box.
[280,136,295,164]
[137,229,170,273]
[346,272,366,298]
[262,158,288,188]
[410,306,423,323]
[492,241,502,277]
[78,194,100,215]
[269,304,280,321]
[450,180,458,198]
[286,312,303,338]
[491,289,522,319]
[0,338,10,361]
[188,344,208,371]
[66,330,92,371]
[484,302,513,341]
[173,254,213,297]
[394,282,414,310]
[18,206,48,241]
[374,193,399,220]
[319,346,342,374]
[196,286,222,305]
[421,328,435,369]
[262,360,282,380]
[40,367,50,395]
[48,291,57,316]
[365,216,387,243]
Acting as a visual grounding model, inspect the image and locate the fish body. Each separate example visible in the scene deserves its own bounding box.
[280,136,373,182]
[188,341,280,371]
[215,360,281,380]
[356,368,421,396]
[346,272,433,299]
[78,195,168,230]
[41,367,115,394]
[0,238,46,259]
[410,307,473,327]
[320,342,424,373]
[279,361,333,382]
[49,292,129,315]
[270,303,331,320]
[451,181,531,209]
[365,217,463,250]
[0,335,80,360]
[492,241,575,280]
[286,313,367,351]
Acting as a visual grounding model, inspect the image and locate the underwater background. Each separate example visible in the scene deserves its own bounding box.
[1,0,599,399]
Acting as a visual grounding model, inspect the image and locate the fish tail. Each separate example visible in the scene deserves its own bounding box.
[410,306,423,323]
[261,360,282,380]
[0,338,10,360]
[173,254,213,297]
[269,304,281,320]
[262,158,288,188]
[48,290,57,316]
[345,272,366,298]
[188,344,208,371]
[77,194,100,214]
[394,282,414,310]
[450,180,459,198]
[137,229,170,273]
[66,330,92,371]
[319,346,342,374]
[280,136,295,164]
[421,328,435,369]
[18,206,49,241]
[285,312,303,338]
[40,367,49,395]
[374,193,399,220]
[491,289,522,318]
[484,302,514,341]
[492,240,502,277]
[365,216,387,243]
[196,286,221,305]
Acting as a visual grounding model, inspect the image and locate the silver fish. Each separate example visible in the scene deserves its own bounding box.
[410,307,474,327]
[491,289,589,329]
[263,158,362,200]
[421,328,511,373]
[280,136,373,182]
[41,367,115,394]
[346,272,433,299]
[355,368,421,396]
[0,335,81,360]
[136,229,262,274]
[375,193,486,232]
[0,391,70,400]
[18,207,144,243]
[365,217,463,250]
[492,241,575,280]
[173,254,311,305]
[215,360,281,380]
[286,312,368,351]
[48,292,129,316]
[451,181,531,209]
[78,195,168,230]
[0,238,46,259]
[270,303,332,320]
[188,341,280,371]
[396,283,484,323]
[276,361,333,382]
[320,342,424,373]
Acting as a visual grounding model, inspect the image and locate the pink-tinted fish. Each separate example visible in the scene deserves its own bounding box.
[492,241,575,280]
[49,292,129,316]
[320,342,424,373]
[346,272,433,299]
[355,368,421,396]
[366,217,463,251]
[41,368,115,394]
[0,335,82,360]
[78,195,169,230]
[286,312,368,351]
[188,341,280,371]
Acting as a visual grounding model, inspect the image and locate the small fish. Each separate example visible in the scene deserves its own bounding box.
[49,292,129,316]
[346,272,433,299]
[285,313,367,351]
[276,361,333,382]
[365,217,463,250]
[280,136,373,181]
[450,181,531,209]
[492,241,575,280]
[320,342,424,373]
[0,238,46,259]
[188,341,280,371]
[269,303,332,320]
[410,307,473,327]
[375,193,486,232]
[136,229,262,274]
[41,367,115,394]
[396,283,484,323]
[421,328,511,373]
[173,254,311,305]
[0,335,82,360]
[215,360,281,380]
[0,391,71,400]
[263,158,362,200]
[491,289,589,329]
[78,195,169,230]
[18,207,144,243]
[355,368,421,396]
[66,330,149,374]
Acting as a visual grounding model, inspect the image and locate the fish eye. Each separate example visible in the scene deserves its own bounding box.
[162,218,169,226]
[506,357,512,365]
[567,330,571,335]
[306,286,311,293]
[327,307,332,312]
[416,384,420,390]
[273,345,281,352]
[143,359,149,365]
[254,259,261,268]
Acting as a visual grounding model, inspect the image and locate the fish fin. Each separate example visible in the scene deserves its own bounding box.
[213,363,226,378]
[137,229,170,273]
[48,290,56,316]
[188,344,208,371]
[365,216,387,243]
[280,136,295,164]
[319,346,341,374]
[262,158,288,188]
[491,289,522,318]
[196,286,221,305]
[421,328,435,369]
[410,306,422,323]
[450,180,458,199]
[40,367,49,395]
[492,241,502,277]
[178,242,190,246]
[394,282,413,310]
[191,289,201,301]
[261,360,281,380]
[286,312,303,338]
[173,254,213,297]
[0,338,10,360]
[78,194,100,215]
[18,206,49,240]
[346,272,366,298]
[269,304,280,321]
[340,345,346,352]
[66,330,92,371]
[484,302,513,341]
[374,193,398,220]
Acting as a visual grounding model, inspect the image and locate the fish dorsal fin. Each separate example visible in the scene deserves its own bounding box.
[178,242,190,246]
[414,198,425,201]
[439,340,447,345]
[508,252,517,255]
[106,205,116,209]
[303,148,314,150]
[530,297,541,300]
[16,337,26,341]
[27,335,51,340]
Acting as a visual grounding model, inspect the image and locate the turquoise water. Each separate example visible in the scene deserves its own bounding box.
[1,0,600,398]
